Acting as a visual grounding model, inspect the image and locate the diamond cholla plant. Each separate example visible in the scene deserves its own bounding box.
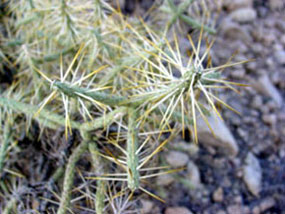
[0,0,248,213]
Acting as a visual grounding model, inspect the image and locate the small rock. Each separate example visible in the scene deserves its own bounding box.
[187,161,201,187]
[269,0,284,10]
[252,43,263,55]
[243,153,262,196]
[233,195,243,204]
[212,187,224,202]
[187,144,199,157]
[237,127,248,141]
[243,206,251,214]
[262,33,276,46]
[279,148,285,158]
[259,197,275,212]
[231,69,246,79]
[222,177,232,188]
[251,74,283,107]
[223,0,253,11]
[251,96,263,109]
[274,50,285,64]
[265,57,275,67]
[273,43,283,52]
[267,100,278,111]
[156,174,174,186]
[264,18,276,28]
[272,71,281,84]
[220,18,251,42]
[174,141,199,157]
[230,8,257,23]
[227,205,243,214]
[236,168,243,178]
[197,116,239,156]
[165,207,193,214]
[166,151,189,167]
[252,206,260,214]
[140,199,154,213]
[262,114,277,126]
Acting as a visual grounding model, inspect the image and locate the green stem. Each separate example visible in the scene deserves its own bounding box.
[0,123,11,175]
[57,106,127,214]
[60,0,77,41]
[180,15,216,35]
[89,143,105,214]
[163,0,216,34]
[54,81,129,107]
[80,107,127,131]
[95,180,105,214]
[0,97,81,129]
[32,46,76,64]
[166,0,195,31]
[126,108,140,191]
[57,140,88,214]
[0,97,127,132]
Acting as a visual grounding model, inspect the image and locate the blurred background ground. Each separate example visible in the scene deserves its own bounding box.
[126,1,285,214]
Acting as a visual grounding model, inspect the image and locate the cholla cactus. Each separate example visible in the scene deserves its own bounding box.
[0,0,248,213]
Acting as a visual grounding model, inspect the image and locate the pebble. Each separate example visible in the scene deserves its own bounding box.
[140,199,154,213]
[251,96,263,109]
[265,57,275,67]
[231,68,246,79]
[165,207,193,214]
[279,148,285,158]
[212,187,224,202]
[222,177,232,188]
[252,43,264,55]
[269,0,285,10]
[243,152,262,196]
[197,116,239,157]
[243,206,251,214]
[271,71,281,84]
[262,33,276,46]
[227,205,243,214]
[230,8,257,23]
[233,195,243,204]
[166,151,189,167]
[237,127,248,141]
[187,161,201,187]
[273,43,283,51]
[262,114,277,126]
[259,197,275,212]
[267,100,278,111]
[223,0,253,11]
[264,18,276,28]
[274,50,285,64]
[174,141,199,157]
[220,18,251,42]
[156,174,174,186]
[252,206,260,214]
[251,74,283,107]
